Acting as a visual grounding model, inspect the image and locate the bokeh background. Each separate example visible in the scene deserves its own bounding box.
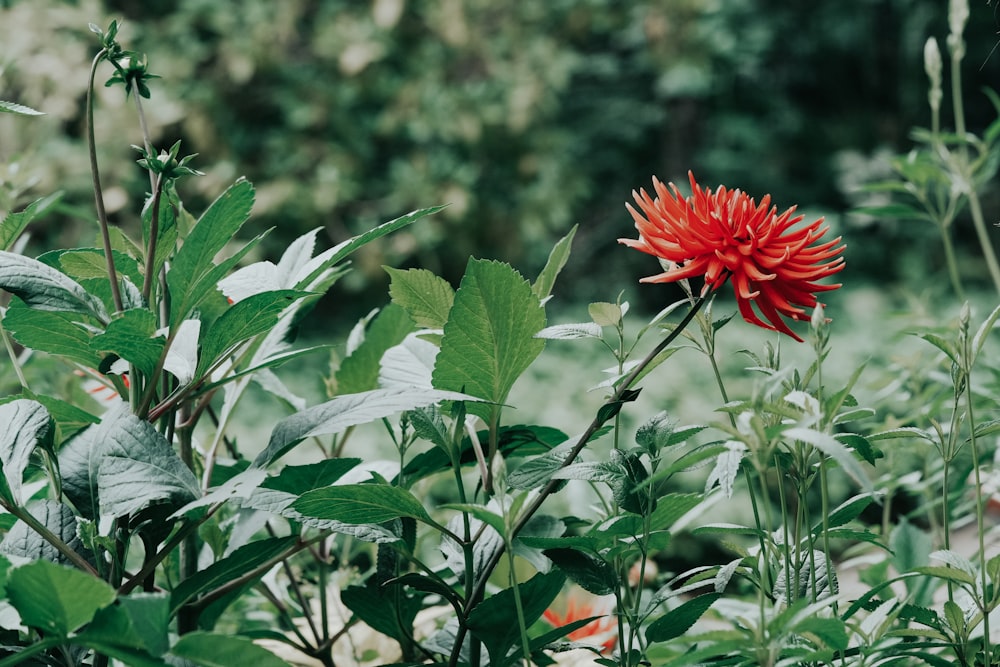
[4,0,1000,320]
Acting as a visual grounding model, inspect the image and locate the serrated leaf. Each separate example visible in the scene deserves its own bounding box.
[795,616,849,650]
[340,581,424,645]
[819,493,876,532]
[0,193,61,251]
[91,308,163,377]
[649,492,704,529]
[385,266,455,329]
[704,441,746,499]
[292,483,431,524]
[6,559,115,637]
[0,100,44,116]
[3,300,100,366]
[783,427,874,493]
[0,499,90,566]
[646,593,720,643]
[543,547,616,595]
[0,251,107,320]
[170,632,290,667]
[169,468,268,519]
[0,399,50,505]
[532,224,577,300]
[336,303,415,393]
[254,386,479,467]
[378,332,439,389]
[507,445,573,490]
[913,565,976,586]
[168,179,255,321]
[432,258,546,420]
[59,406,199,520]
[196,290,309,377]
[535,322,604,340]
[466,571,565,664]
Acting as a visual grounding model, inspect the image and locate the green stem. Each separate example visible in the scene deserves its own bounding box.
[0,315,28,390]
[3,501,97,575]
[461,297,707,641]
[86,49,123,313]
[939,222,966,300]
[0,637,63,667]
[142,175,164,303]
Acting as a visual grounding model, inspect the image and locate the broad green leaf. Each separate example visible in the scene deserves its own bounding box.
[196,289,310,377]
[543,547,616,595]
[913,566,976,586]
[466,571,565,664]
[170,631,290,667]
[90,308,163,377]
[507,445,573,490]
[0,193,61,251]
[385,266,455,329]
[82,592,170,656]
[5,559,115,637]
[795,616,849,650]
[377,333,439,389]
[253,386,479,467]
[170,536,297,616]
[918,332,959,365]
[407,406,450,450]
[432,258,546,420]
[0,251,107,320]
[0,399,50,504]
[168,179,255,318]
[60,406,199,520]
[245,458,362,513]
[645,593,720,643]
[783,427,874,493]
[532,224,577,300]
[3,300,100,366]
[341,582,424,644]
[291,484,431,524]
[589,301,623,327]
[169,468,268,519]
[0,500,90,566]
[55,248,142,285]
[335,303,415,394]
[22,392,99,438]
[649,492,705,528]
[0,100,43,115]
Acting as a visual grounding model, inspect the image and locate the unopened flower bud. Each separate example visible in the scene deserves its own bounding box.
[947,0,969,59]
[924,38,943,112]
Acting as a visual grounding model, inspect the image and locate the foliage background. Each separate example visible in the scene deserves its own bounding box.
[4,0,1000,322]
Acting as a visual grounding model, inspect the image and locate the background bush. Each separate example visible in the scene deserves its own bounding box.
[2,0,1000,322]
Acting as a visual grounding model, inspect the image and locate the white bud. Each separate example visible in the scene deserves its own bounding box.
[924,37,942,85]
[949,0,969,39]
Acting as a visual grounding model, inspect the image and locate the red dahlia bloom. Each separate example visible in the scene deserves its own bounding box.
[619,172,845,342]
[543,595,618,652]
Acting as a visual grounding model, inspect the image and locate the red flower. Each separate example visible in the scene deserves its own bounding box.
[543,594,618,652]
[620,172,845,342]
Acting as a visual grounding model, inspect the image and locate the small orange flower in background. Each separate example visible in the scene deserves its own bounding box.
[619,172,845,342]
[543,592,618,653]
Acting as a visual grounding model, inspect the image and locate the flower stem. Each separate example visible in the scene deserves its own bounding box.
[86,49,123,313]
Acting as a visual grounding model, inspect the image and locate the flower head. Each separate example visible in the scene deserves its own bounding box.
[543,593,617,653]
[619,172,845,342]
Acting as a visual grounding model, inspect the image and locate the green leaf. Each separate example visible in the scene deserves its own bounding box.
[385,266,455,329]
[24,392,99,438]
[649,492,704,528]
[5,559,115,637]
[466,571,565,664]
[0,399,50,504]
[170,631,291,667]
[0,251,107,320]
[818,493,876,532]
[532,224,577,300]
[335,303,415,393]
[432,258,546,420]
[91,308,163,377]
[543,547,616,595]
[340,582,424,644]
[82,593,170,656]
[0,193,61,251]
[196,290,310,377]
[973,301,1000,359]
[0,100,44,116]
[170,536,297,616]
[918,332,959,365]
[783,427,874,493]
[168,179,255,319]
[589,302,623,327]
[535,322,604,340]
[60,406,200,520]
[253,386,479,467]
[645,593,720,643]
[913,566,976,586]
[3,300,100,366]
[795,616,849,650]
[317,206,445,277]
[0,500,90,566]
[291,484,431,524]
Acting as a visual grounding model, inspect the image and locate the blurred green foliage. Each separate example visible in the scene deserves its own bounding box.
[2,0,1000,318]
